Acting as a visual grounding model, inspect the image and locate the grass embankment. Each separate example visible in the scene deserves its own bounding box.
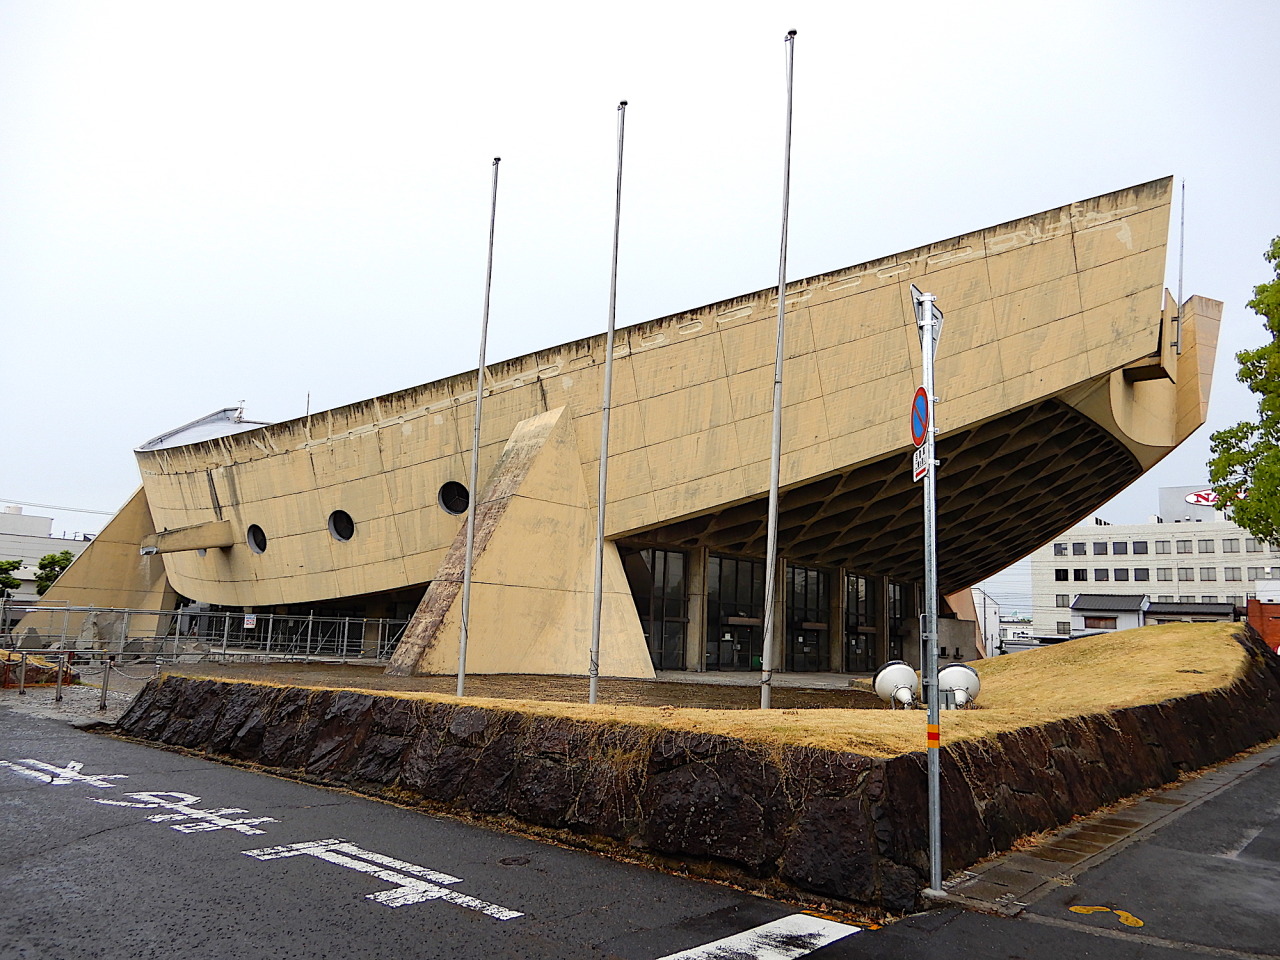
[169,622,1249,759]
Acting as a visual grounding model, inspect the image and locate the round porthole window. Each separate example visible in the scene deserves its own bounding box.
[247,524,268,554]
[328,509,356,542]
[438,481,470,515]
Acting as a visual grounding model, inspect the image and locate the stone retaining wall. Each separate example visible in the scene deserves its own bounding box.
[116,630,1280,912]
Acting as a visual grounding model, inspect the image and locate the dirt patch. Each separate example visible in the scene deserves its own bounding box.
[166,662,882,711]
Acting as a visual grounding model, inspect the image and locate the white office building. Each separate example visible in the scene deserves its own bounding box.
[1030,486,1280,638]
[0,506,92,609]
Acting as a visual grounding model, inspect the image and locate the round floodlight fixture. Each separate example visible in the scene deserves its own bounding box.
[938,662,981,707]
[873,660,919,708]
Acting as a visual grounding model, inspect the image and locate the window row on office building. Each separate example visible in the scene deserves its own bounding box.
[1051,536,1269,556]
[1029,516,1280,638]
[1052,566,1279,583]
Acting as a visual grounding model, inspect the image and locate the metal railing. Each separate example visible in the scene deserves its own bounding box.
[1,650,161,709]
[2,602,409,664]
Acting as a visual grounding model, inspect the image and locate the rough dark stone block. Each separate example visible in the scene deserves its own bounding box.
[778,794,877,901]
[351,697,421,784]
[206,684,263,754]
[225,686,277,760]
[1097,709,1160,796]
[508,755,577,827]
[507,719,588,828]
[640,738,782,872]
[401,718,468,802]
[448,705,497,746]
[258,687,321,768]
[565,725,647,838]
[646,730,721,773]
[938,750,987,871]
[879,861,924,914]
[782,749,872,801]
[117,678,163,731]
[126,677,184,741]
[307,691,375,779]
[461,716,521,814]
[162,680,227,748]
[881,754,928,874]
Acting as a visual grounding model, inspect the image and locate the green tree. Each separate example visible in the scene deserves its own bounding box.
[1209,235,1280,541]
[34,550,74,596]
[0,559,20,599]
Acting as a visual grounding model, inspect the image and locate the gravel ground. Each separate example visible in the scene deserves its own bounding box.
[0,681,139,726]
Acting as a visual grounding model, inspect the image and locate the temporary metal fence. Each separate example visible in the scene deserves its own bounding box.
[2,602,408,664]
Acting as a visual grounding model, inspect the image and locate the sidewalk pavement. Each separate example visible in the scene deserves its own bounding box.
[941,738,1280,916]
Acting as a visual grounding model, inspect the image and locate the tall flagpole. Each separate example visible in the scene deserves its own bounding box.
[458,157,501,698]
[1175,178,1186,354]
[589,101,628,705]
[761,30,797,711]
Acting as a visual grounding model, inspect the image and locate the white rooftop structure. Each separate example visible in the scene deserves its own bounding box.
[136,407,272,452]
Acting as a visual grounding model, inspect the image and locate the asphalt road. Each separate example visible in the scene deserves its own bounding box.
[2,705,1278,959]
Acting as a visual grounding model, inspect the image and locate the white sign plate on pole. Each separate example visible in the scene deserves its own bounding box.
[912,446,929,482]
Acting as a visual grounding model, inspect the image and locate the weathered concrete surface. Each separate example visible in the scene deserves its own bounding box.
[116,631,1280,912]
[387,406,651,679]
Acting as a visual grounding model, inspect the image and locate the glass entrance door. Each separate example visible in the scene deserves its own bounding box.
[844,573,878,673]
[786,565,829,672]
[887,580,914,662]
[709,623,763,671]
[706,555,765,671]
[787,628,825,672]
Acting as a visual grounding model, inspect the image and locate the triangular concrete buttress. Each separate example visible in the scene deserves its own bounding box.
[386,406,654,679]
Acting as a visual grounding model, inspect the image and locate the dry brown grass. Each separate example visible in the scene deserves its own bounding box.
[170,622,1250,758]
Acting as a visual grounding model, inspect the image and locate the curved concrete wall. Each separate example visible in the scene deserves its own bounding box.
[116,630,1280,912]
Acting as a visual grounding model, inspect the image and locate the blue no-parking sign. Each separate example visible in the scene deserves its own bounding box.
[911,386,929,447]
[911,386,930,481]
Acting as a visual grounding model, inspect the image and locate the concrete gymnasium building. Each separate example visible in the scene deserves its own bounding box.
[31,178,1220,677]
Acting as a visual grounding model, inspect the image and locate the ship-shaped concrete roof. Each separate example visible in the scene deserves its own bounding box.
[36,177,1220,678]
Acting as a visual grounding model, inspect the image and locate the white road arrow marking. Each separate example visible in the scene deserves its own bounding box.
[242,839,523,919]
[90,791,277,834]
[0,759,127,788]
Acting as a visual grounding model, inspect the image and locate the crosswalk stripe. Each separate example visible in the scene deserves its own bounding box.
[655,912,860,959]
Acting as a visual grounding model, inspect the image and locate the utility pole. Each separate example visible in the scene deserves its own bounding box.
[911,283,945,898]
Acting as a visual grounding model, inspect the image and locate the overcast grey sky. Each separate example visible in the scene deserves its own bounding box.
[2,1,1276,609]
